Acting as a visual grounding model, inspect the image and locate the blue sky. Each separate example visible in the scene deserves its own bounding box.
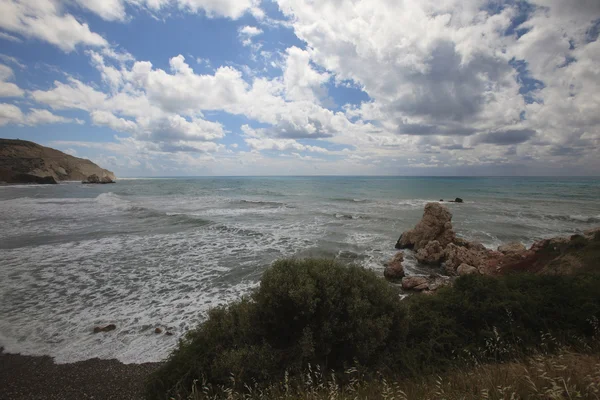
[0,0,599,176]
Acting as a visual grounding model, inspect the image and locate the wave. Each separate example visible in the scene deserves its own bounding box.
[330,197,371,203]
[334,213,368,220]
[237,199,288,208]
[513,211,600,224]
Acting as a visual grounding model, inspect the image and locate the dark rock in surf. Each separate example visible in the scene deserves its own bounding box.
[93,324,116,333]
[165,331,174,336]
[154,328,162,334]
[383,252,405,280]
[454,198,463,203]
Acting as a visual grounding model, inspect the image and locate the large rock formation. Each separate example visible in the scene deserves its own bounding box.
[391,202,600,279]
[0,139,116,184]
[395,203,456,250]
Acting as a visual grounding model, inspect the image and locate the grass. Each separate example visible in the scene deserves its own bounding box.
[182,350,600,399]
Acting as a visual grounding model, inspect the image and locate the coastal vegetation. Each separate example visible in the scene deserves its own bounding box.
[147,236,600,400]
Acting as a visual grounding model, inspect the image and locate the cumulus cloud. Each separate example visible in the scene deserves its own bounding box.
[0,64,24,97]
[0,0,108,51]
[0,103,77,126]
[238,25,263,46]
[73,0,261,21]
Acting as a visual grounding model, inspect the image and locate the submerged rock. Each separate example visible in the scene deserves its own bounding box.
[93,324,116,333]
[395,203,456,250]
[384,252,405,280]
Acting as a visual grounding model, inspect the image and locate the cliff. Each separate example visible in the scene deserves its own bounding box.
[0,139,116,184]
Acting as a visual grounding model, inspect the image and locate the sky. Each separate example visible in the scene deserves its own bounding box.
[0,0,599,176]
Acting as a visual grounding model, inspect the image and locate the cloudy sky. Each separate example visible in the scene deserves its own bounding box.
[0,0,599,176]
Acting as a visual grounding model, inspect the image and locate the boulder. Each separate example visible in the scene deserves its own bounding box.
[415,240,446,265]
[154,327,162,334]
[83,174,115,184]
[401,276,428,290]
[454,198,464,203]
[384,252,405,280]
[444,243,487,274]
[457,263,478,276]
[498,242,526,254]
[93,324,116,333]
[395,203,456,250]
[83,174,100,184]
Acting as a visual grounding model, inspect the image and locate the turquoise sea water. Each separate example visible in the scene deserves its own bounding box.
[0,176,599,363]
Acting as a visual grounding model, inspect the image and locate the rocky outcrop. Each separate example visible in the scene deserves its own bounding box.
[395,203,456,250]
[390,203,600,280]
[415,240,445,265]
[0,139,115,184]
[83,174,115,184]
[384,252,405,280]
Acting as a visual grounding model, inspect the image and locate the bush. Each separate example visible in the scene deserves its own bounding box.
[147,259,407,399]
[147,259,600,399]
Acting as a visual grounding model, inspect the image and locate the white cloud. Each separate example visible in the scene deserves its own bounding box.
[283,46,330,103]
[74,0,127,21]
[0,0,108,51]
[0,103,76,126]
[0,31,22,42]
[0,102,23,126]
[70,0,262,21]
[25,108,75,125]
[238,25,263,46]
[0,64,24,97]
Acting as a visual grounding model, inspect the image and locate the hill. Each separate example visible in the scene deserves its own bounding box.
[0,139,115,184]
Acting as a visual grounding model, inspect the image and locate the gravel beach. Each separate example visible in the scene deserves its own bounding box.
[0,348,161,400]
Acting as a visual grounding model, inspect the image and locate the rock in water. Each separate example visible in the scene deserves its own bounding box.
[395,203,456,250]
[93,324,117,333]
[454,198,464,203]
[384,252,405,280]
[83,174,115,184]
[0,139,115,184]
[83,174,100,184]
[154,328,162,334]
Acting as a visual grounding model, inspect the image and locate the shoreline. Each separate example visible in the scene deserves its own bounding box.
[0,348,161,400]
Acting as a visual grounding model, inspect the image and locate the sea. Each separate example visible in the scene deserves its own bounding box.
[1,176,599,364]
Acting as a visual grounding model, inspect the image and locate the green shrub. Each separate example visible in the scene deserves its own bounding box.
[147,259,600,399]
[147,259,407,399]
